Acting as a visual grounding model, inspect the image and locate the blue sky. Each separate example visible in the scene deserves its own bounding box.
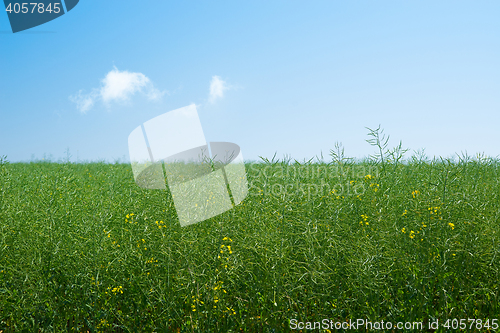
[1,1,499,163]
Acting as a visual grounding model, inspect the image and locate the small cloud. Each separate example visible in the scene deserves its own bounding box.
[209,75,228,104]
[146,86,168,101]
[100,68,149,103]
[69,89,98,114]
[70,67,167,113]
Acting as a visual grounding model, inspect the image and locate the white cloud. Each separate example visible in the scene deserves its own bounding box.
[69,89,98,114]
[101,68,148,103]
[70,67,167,113]
[145,86,166,101]
[209,75,228,104]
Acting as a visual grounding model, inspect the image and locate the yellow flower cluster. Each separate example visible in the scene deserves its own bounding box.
[125,213,135,224]
[155,220,165,229]
[330,189,345,200]
[137,238,147,250]
[191,295,204,311]
[105,285,123,295]
[212,281,228,309]
[145,257,158,264]
[213,281,226,293]
[427,206,442,220]
[219,237,233,261]
[428,206,440,214]
[219,241,233,269]
[97,318,110,329]
[359,214,369,225]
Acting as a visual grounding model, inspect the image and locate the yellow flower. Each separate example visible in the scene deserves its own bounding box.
[409,230,415,239]
[428,206,440,214]
[111,286,123,294]
[448,223,455,230]
[402,228,406,233]
[364,174,373,180]
[412,190,419,198]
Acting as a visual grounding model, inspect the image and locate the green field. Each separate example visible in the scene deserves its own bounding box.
[1,135,500,331]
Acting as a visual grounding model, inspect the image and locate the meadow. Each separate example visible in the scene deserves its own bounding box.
[1,129,500,332]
